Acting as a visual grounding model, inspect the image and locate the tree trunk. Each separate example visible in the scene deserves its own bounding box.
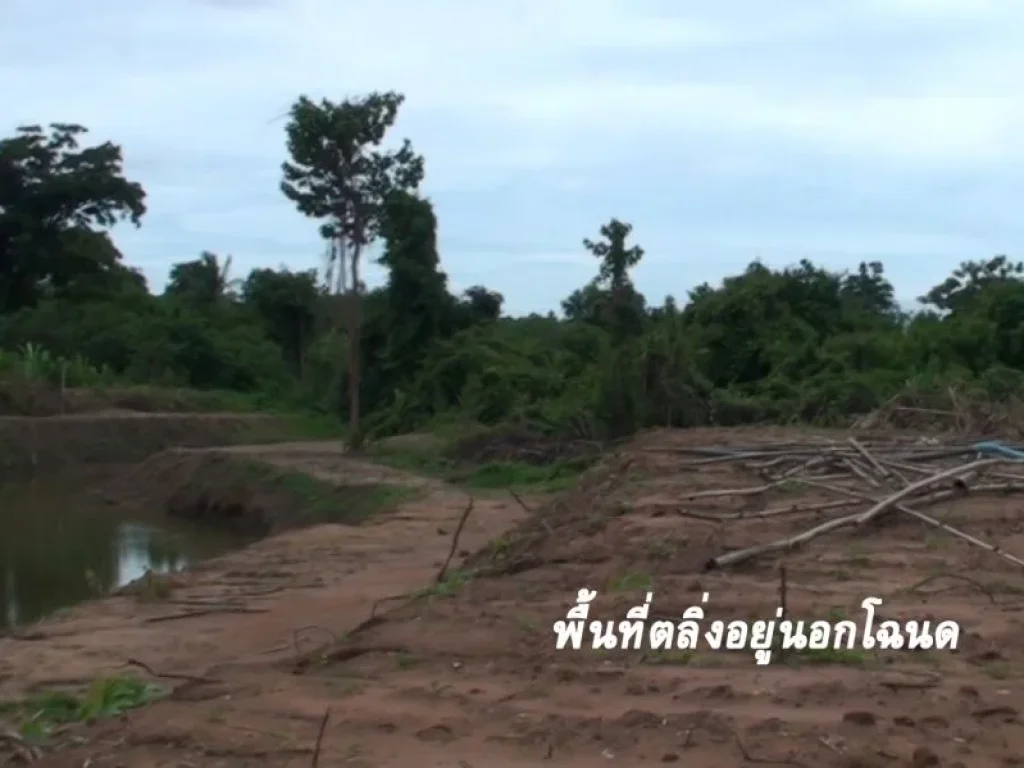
[297,318,304,382]
[347,240,362,445]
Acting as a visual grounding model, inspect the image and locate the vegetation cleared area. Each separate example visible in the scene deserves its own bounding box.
[6,93,1024,767]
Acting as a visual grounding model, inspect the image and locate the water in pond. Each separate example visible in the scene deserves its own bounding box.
[0,477,251,630]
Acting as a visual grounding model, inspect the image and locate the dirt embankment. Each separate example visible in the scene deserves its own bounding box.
[0,375,327,479]
[5,426,1024,766]
[0,376,250,417]
[101,444,444,535]
[0,411,288,479]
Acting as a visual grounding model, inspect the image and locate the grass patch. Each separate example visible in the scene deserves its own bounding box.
[395,652,419,670]
[450,459,583,492]
[159,454,418,534]
[238,459,418,525]
[370,444,587,492]
[608,571,652,592]
[233,411,343,443]
[366,425,595,493]
[417,568,475,598]
[0,676,167,743]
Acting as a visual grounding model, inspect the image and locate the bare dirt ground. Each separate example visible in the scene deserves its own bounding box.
[4,427,1024,767]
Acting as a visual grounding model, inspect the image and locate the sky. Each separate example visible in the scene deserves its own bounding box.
[5,0,1024,315]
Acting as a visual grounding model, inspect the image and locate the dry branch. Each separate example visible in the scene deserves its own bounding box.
[854,458,999,526]
[436,496,475,584]
[696,439,1024,570]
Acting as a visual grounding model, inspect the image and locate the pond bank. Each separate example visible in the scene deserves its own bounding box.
[0,471,254,631]
[0,411,291,480]
[0,469,527,766]
[0,442,433,631]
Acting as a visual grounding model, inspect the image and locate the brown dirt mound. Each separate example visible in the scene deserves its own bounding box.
[101,449,419,535]
[286,426,1024,766]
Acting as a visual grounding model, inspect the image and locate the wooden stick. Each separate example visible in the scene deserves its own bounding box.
[896,507,1024,570]
[435,497,475,584]
[706,478,1024,570]
[855,458,999,526]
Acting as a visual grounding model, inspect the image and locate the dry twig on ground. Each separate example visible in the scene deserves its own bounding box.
[639,436,1024,572]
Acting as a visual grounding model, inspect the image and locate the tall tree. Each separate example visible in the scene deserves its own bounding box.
[0,123,146,313]
[242,266,319,379]
[377,191,449,388]
[919,255,1024,314]
[583,218,645,339]
[456,286,504,327]
[280,92,424,440]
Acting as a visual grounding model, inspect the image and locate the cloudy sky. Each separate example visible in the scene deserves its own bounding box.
[5,0,1023,315]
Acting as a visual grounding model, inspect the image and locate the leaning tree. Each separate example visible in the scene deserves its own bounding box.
[280,92,424,441]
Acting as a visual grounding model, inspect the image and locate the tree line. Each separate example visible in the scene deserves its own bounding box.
[2,97,1023,441]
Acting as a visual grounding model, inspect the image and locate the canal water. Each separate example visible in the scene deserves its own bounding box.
[0,477,250,630]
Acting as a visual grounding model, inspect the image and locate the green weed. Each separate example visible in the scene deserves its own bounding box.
[0,676,167,743]
[239,460,417,524]
[608,571,652,591]
[417,568,475,597]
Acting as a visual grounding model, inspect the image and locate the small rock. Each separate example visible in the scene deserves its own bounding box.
[660,753,679,762]
[553,666,579,682]
[415,724,455,744]
[972,705,1018,722]
[972,649,1004,662]
[911,746,940,767]
[843,710,878,726]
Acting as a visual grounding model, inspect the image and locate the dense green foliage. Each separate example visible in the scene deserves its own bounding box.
[4,111,1024,438]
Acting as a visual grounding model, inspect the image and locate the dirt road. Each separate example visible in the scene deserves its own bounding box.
[3,429,1024,767]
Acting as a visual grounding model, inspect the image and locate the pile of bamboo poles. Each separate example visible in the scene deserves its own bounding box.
[647,437,1024,571]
